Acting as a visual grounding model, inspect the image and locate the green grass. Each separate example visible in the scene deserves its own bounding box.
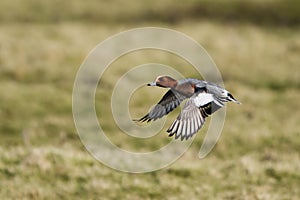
[0,21,299,199]
[1,2,300,198]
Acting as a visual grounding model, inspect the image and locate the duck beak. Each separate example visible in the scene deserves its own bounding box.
[147,81,156,86]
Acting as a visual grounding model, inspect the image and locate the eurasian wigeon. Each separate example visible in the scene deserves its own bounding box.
[136,75,240,140]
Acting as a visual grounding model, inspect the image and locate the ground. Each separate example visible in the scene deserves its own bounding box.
[0,4,300,200]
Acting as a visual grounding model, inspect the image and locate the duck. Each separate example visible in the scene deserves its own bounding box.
[136,75,240,140]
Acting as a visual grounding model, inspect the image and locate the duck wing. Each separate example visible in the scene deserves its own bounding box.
[136,89,186,122]
[167,91,224,140]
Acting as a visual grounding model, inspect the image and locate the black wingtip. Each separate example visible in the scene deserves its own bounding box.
[174,133,180,140]
[134,114,152,123]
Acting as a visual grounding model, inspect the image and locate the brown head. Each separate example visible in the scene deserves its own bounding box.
[147,76,178,88]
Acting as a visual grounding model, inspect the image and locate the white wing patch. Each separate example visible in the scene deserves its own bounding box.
[193,93,214,107]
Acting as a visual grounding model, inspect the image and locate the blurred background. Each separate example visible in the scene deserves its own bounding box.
[0,0,299,199]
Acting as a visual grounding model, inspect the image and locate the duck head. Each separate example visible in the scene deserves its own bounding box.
[147,76,177,88]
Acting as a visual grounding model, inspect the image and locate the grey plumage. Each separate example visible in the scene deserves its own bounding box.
[136,76,240,140]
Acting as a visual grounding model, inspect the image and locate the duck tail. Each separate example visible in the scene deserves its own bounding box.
[227,93,241,104]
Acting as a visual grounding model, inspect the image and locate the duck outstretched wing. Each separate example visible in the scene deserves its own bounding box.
[167,91,224,140]
[136,89,186,122]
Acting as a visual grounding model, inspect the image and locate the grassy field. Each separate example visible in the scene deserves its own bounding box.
[1,1,300,200]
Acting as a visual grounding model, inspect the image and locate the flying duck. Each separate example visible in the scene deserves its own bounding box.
[136,75,240,140]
